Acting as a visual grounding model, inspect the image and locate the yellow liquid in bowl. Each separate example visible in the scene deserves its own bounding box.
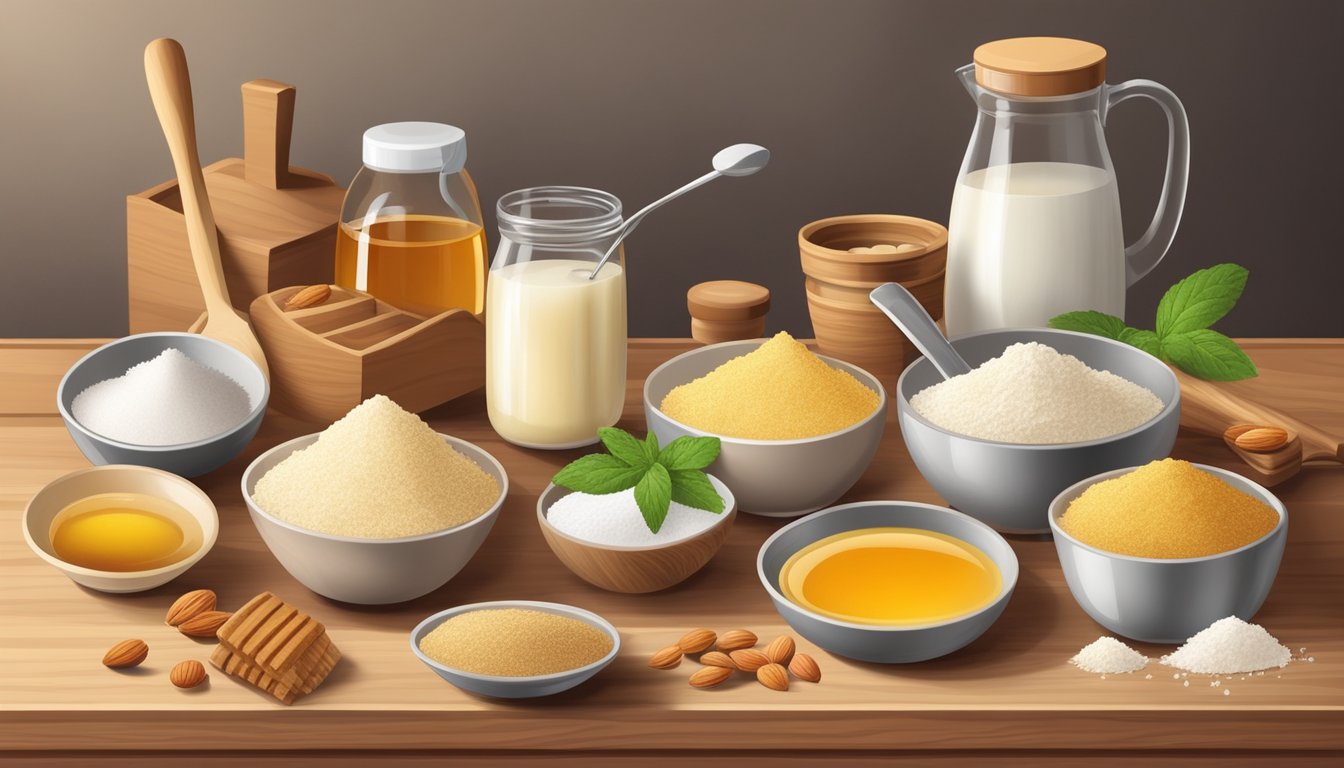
[780,527,1002,626]
[49,493,202,572]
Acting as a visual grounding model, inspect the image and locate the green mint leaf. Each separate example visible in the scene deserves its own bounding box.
[657,435,721,471]
[597,427,651,469]
[1047,310,1128,340]
[669,469,725,514]
[1155,263,1249,338]
[634,462,672,533]
[1161,329,1258,381]
[642,430,660,464]
[1118,327,1162,358]
[553,454,648,494]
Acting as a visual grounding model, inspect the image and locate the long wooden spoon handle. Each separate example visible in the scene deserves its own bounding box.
[143,38,232,320]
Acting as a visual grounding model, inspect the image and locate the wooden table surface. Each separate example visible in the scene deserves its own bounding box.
[2,338,1341,765]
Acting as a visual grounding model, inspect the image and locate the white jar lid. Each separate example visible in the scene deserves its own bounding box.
[362,122,467,173]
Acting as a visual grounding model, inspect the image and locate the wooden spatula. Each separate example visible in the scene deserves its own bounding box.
[144,38,269,380]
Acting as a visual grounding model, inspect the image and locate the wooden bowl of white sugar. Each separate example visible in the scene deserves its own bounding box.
[895,328,1180,534]
[536,477,737,593]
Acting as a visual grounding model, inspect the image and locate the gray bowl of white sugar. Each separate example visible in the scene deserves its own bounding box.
[57,333,268,478]
[895,329,1179,534]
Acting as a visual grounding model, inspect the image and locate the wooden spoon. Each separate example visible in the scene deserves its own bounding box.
[143,38,269,380]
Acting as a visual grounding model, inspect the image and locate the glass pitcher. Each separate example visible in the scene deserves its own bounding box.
[485,187,627,449]
[944,37,1190,336]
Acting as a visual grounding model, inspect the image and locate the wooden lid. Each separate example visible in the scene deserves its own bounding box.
[687,280,771,322]
[974,37,1106,97]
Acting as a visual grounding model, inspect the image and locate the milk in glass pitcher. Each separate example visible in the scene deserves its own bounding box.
[945,37,1190,335]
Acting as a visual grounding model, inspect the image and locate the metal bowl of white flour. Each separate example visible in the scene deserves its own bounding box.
[895,328,1179,534]
[57,333,268,478]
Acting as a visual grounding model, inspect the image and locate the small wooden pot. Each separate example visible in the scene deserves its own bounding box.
[687,280,771,344]
[536,482,737,594]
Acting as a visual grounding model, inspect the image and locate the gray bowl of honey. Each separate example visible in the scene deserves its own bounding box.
[757,500,1018,663]
[22,465,219,593]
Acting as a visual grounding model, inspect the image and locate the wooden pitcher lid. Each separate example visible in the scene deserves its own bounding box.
[687,280,771,322]
[974,37,1106,97]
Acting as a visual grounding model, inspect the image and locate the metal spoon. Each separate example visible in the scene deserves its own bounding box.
[588,143,770,279]
[869,282,972,380]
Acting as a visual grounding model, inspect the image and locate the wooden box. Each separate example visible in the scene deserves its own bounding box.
[128,79,344,333]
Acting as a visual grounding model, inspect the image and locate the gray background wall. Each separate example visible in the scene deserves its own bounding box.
[2,0,1340,339]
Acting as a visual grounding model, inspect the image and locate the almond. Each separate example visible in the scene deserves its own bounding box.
[102,639,148,669]
[677,628,716,654]
[688,665,733,689]
[1222,423,1259,442]
[649,645,683,670]
[170,659,207,689]
[165,589,217,627]
[789,653,822,683]
[699,651,737,670]
[765,634,795,665]
[716,629,757,652]
[284,284,332,310]
[178,610,232,639]
[757,662,789,691]
[1234,426,1289,453]
[729,648,770,672]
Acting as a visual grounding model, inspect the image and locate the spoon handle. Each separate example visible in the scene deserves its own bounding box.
[589,169,722,279]
[869,282,972,380]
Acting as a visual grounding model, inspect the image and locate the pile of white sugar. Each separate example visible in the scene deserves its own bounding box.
[253,395,499,539]
[547,484,725,547]
[1071,636,1149,674]
[71,347,252,446]
[1161,616,1292,674]
[909,342,1164,444]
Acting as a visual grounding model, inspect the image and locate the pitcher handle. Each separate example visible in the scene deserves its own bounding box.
[1102,79,1190,286]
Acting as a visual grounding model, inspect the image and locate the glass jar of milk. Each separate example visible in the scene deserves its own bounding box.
[945,37,1189,336]
[486,187,626,449]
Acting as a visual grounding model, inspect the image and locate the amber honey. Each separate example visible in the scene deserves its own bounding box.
[50,492,202,572]
[335,214,487,317]
[780,527,1001,625]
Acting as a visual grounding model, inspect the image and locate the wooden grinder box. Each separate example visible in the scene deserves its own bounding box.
[127,79,344,333]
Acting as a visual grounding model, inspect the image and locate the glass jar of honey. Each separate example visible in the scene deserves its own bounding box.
[335,122,487,317]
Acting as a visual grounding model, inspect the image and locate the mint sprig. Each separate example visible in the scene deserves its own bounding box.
[1049,263,1257,381]
[552,427,724,534]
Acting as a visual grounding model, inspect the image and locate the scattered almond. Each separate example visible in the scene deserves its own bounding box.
[1233,426,1289,453]
[178,610,232,639]
[165,589,217,627]
[284,284,332,310]
[649,645,683,670]
[730,648,770,672]
[716,629,757,651]
[1222,423,1259,442]
[757,662,789,691]
[102,639,149,669]
[678,628,717,654]
[699,651,737,669]
[766,634,795,665]
[170,659,208,689]
[688,665,733,689]
[789,653,822,683]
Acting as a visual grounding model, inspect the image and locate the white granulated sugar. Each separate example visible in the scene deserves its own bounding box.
[71,347,252,446]
[547,485,725,547]
[1070,636,1149,674]
[1160,616,1292,675]
[909,342,1164,444]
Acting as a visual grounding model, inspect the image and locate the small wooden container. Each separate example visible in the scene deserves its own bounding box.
[687,280,771,344]
[249,285,484,424]
[799,215,947,392]
[128,80,343,333]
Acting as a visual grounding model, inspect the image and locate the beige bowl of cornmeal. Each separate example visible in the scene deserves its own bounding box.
[241,432,508,605]
[643,340,887,517]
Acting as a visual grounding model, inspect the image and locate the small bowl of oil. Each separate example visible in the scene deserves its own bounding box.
[757,500,1018,663]
[22,465,218,593]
